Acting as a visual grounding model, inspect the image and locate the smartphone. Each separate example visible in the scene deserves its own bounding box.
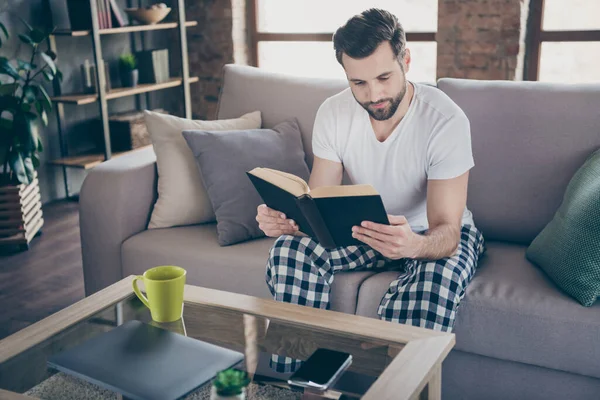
[287,348,353,392]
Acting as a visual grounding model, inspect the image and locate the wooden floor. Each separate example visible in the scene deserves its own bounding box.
[0,200,84,341]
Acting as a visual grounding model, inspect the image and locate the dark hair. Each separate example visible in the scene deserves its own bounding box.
[333,9,406,66]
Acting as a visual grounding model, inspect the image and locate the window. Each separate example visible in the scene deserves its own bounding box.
[250,0,438,83]
[525,0,600,83]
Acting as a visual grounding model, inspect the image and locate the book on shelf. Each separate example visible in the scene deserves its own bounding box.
[109,0,127,27]
[66,0,123,30]
[247,167,390,249]
[65,0,93,31]
[105,0,113,29]
[137,49,170,84]
[97,0,105,29]
[162,49,170,80]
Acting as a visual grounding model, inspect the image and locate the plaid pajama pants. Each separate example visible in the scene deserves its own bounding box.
[265,224,485,372]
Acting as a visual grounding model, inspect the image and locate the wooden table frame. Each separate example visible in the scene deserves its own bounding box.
[0,277,455,400]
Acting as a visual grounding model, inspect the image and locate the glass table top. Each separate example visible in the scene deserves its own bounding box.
[0,293,395,399]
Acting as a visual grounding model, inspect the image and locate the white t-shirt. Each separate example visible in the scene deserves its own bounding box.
[311,82,475,232]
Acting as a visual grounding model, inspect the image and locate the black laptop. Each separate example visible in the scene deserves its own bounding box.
[48,320,244,400]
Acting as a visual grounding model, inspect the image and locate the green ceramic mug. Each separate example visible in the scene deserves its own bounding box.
[132,266,187,323]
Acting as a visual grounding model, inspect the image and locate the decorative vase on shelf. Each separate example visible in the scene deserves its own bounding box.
[120,68,138,88]
[210,369,250,400]
[118,53,138,88]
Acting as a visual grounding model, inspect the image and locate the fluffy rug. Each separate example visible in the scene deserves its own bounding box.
[25,372,302,400]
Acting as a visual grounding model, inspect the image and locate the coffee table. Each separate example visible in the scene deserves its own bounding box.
[0,276,454,399]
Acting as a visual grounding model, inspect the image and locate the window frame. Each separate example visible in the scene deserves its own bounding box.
[247,0,436,68]
[524,0,600,81]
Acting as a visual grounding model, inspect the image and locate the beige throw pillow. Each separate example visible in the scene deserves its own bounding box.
[144,110,262,229]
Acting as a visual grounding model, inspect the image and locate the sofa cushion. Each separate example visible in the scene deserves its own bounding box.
[144,110,262,229]
[526,149,600,306]
[122,224,275,299]
[182,119,310,246]
[216,64,348,169]
[354,241,600,378]
[121,224,371,314]
[437,78,600,244]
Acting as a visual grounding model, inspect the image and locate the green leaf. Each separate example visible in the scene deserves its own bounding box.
[32,154,40,168]
[18,34,35,47]
[0,57,22,81]
[8,152,28,185]
[17,59,35,71]
[37,137,43,152]
[23,86,36,103]
[46,50,57,61]
[0,22,8,39]
[18,17,33,33]
[40,110,48,126]
[0,117,13,130]
[35,100,48,126]
[40,52,56,74]
[55,70,63,82]
[0,96,19,113]
[36,84,52,113]
[0,83,19,95]
[15,112,40,154]
[23,156,35,182]
[42,69,54,81]
[30,29,47,44]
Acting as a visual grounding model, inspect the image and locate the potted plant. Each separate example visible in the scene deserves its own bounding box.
[0,18,62,251]
[211,369,250,400]
[119,53,138,88]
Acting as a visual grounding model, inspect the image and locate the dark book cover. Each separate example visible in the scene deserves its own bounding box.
[137,50,169,84]
[65,0,93,30]
[247,172,390,249]
[247,173,316,238]
[109,0,127,27]
[314,195,389,247]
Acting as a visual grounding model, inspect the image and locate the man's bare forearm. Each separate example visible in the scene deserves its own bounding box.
[412,223,461,260]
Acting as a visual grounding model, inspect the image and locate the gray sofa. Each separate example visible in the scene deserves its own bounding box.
[80,64,600,399]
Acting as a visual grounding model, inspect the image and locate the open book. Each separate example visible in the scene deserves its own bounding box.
[247,167,389,248]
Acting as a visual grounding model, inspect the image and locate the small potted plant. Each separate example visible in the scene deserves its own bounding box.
[211,368,250,400]
[118,53,138,88]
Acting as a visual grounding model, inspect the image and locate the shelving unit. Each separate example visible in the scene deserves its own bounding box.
[49,145,153,170]
[53,20,198,36]
[52,76,199,105]
[44,0,196,197]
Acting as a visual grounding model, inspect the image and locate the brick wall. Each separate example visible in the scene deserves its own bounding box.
[184,0,529,121]
[184,0,236,120]
[436,0,530,80]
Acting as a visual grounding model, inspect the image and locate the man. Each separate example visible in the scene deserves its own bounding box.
[256,8,485,357]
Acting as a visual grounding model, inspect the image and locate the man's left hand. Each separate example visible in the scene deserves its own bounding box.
[352,214,421,260]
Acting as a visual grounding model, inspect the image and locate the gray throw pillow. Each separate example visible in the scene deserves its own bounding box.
[182,119,310,246]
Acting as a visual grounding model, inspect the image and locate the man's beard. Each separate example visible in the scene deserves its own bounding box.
[358,80,407,121]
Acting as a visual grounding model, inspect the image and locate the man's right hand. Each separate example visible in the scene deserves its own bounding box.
[256,204,299,237]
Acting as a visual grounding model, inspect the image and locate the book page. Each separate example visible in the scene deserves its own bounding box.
[247,168,309,197]
[310,184,379,198]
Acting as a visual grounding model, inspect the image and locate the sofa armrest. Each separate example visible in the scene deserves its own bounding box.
[79,147,157,296]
